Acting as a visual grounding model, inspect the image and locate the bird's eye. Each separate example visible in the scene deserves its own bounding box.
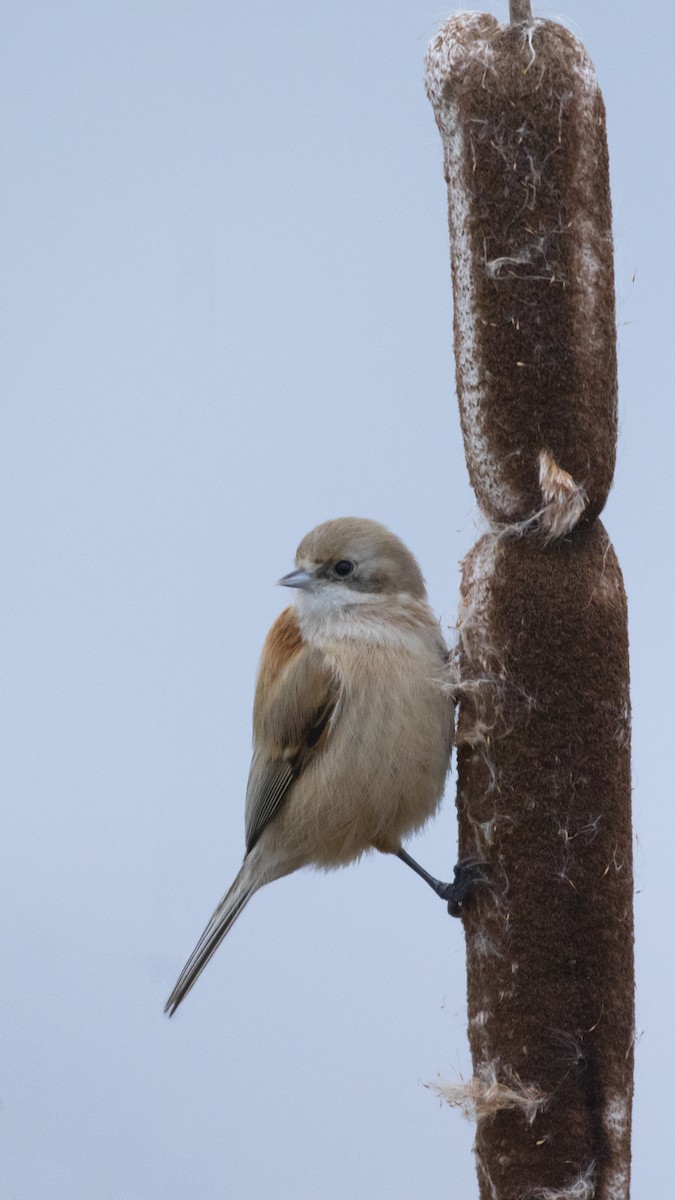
[333,560,354,578]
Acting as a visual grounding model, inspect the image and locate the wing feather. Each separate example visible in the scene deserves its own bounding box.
[244,608,339,854]
[244,754,295,853]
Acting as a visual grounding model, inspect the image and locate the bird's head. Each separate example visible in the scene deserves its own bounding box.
[278,517,426,602]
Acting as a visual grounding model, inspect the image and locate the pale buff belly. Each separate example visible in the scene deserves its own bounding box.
[269,651,454,867]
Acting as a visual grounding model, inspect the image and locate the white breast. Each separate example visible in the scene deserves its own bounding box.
[295,586,447,654]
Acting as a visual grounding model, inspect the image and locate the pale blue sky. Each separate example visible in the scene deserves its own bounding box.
[1,1,672,1196]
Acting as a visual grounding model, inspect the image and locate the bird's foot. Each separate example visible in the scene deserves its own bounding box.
[435,857,489,917]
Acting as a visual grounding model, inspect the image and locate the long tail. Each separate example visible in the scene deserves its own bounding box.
[165,858,262,1017]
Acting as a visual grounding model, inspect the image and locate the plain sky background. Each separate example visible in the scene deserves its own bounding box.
[2,1,673,1196]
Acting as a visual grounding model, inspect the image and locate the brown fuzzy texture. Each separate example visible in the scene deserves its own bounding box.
[425,15,633,1194]
[454,524,633,1199]
[425,16,617,525]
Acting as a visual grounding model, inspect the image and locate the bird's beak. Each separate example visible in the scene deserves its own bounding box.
[277,568,314,590]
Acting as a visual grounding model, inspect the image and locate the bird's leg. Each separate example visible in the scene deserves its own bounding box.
[396,847,488,917]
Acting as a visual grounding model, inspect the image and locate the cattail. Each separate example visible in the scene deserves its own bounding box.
[426,9,634,1198]
[425,10,616,533]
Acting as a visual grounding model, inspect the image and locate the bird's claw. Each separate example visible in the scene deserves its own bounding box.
[438,857,489,917]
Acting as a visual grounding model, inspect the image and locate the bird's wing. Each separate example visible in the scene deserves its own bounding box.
[244,607,340,854]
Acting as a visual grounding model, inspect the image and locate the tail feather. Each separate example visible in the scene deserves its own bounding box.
[165,864,259,1017]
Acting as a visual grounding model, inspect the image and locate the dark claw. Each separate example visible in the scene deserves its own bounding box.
[438,857,489,917]
[395,846,489,916]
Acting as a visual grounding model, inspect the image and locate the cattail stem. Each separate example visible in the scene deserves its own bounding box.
[510,0,533,24]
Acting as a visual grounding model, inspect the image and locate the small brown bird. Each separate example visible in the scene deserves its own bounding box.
[165,518,478,1016]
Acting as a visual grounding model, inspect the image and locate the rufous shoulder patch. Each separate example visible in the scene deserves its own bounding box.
[258,606,303,692]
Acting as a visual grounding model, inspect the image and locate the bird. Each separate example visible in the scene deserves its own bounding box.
[165,517,482,1017]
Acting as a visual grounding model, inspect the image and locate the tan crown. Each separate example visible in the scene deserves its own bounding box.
[295,517,426,598]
